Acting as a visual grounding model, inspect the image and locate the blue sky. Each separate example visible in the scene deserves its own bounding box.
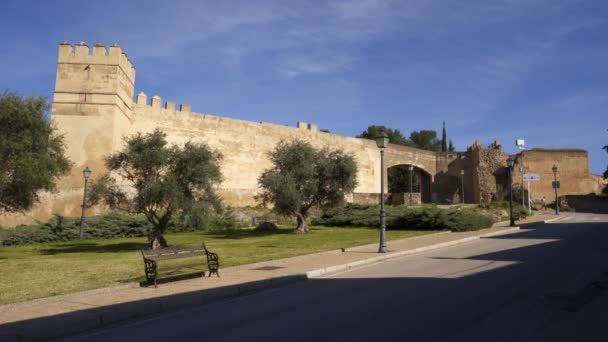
[1,0,607,174]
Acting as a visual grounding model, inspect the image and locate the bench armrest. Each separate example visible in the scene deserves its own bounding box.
[207,251,219,262]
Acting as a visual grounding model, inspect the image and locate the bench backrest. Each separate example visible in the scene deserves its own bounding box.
[142,245,208,261]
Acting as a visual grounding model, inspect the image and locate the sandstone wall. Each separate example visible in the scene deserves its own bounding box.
[128,95,437,206]
[0,41,602,227]
[514,150,604,203]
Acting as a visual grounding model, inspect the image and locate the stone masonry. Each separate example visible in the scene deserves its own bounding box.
[0,42,603,226]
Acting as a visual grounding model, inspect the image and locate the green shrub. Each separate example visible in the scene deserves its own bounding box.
[1,210,243,246]
[314,204,494,232]
[254,221,279,232]
[486,201,530,218]
[209,210,244,230]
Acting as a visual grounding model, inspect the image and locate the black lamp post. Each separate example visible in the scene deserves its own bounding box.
[552,164,559,215]
[460,169,465,204]
[79,166,92,239]
[507,156,516,227]
[376,132,389,253]
[408,164,414,206]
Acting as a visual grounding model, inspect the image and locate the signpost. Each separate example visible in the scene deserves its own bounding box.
[523,173,540,181]
[522,173,540,212]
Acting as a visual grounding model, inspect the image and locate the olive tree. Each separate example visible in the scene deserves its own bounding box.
[88,129,222,249]
[257,140,357,233]
[0,92,71,212]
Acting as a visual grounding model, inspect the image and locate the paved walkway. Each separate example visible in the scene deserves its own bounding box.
[0,213,560,341]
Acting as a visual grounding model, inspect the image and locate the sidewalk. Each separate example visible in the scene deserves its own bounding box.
[0,213,561,341]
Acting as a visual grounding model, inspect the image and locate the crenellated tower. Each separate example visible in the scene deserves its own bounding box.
[51,41,136,187]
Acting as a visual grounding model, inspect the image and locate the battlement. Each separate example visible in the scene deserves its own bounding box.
[134,92,191,114]
[57,41,135,83]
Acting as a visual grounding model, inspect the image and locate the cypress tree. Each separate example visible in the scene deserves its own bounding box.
[441,121,448,152]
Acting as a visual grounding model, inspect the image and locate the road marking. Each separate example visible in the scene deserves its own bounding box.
[592,217,600,221]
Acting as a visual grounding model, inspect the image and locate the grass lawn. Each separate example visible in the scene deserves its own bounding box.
[0,226,437,305]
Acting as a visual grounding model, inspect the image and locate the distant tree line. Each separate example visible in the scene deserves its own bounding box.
[356,121,455,152]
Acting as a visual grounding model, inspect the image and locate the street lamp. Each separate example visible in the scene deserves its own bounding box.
[519,166,525,208]
[408,164,414,206]
[460,169,465,204]
[516,139,525,208]
[552,164,559,215]
[79,166,92,239]
[507,156,516,227]
[376,132,389,253]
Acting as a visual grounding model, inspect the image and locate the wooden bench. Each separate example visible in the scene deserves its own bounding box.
[141,243,219,287]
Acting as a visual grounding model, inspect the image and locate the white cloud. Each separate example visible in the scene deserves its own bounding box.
[274,53,356,79]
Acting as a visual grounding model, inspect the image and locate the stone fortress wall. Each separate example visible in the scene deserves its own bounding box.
[514,150,604,203]
[0,42,603,227]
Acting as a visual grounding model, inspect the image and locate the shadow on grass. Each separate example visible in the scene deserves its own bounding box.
[202,228,295,240]
[39,242,148,255]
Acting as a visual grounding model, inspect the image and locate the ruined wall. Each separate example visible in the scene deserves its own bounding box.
[470,141,509,205]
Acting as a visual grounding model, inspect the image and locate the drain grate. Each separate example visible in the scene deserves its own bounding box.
[251,266,286,271]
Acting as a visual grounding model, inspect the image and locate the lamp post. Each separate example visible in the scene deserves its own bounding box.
[79,166,92,240]
[460,169,465,204]
[376,132,389,253]
[516,139,525,208]
[408,164,414,206]
[507,156,516,227]
[552,164,559,215]
[519,166,525,208]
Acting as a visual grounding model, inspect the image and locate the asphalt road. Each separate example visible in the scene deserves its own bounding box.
[61,213,608,342]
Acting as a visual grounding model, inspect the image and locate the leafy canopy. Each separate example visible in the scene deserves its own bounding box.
[409,130,442,151]
[388,167,420,193]
[0,92,71,212]
[257,140,357,233]
[88,129,223,248]
[357,125,412,146]
[357,125,445,152]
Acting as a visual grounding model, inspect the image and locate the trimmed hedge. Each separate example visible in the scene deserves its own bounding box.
[1,214,151,246]
[313,204,494,232]
[1,211,245,246]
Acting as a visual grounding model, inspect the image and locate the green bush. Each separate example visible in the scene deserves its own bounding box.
[485,201,530,218]
[254,221,279,232]
[314,204,494,232]
[1,210,244,246]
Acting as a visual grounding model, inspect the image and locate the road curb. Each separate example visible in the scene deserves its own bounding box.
[543,216,565,223]
[306,226,521,278]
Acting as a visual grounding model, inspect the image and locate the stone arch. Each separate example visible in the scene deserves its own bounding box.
[387,163,433,204]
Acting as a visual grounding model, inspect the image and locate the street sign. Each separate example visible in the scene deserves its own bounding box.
[552,181,560,189]
[523,173,540,181]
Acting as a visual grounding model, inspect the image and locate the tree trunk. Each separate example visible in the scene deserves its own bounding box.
[295,212,309,233]
[149,230,168,250]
